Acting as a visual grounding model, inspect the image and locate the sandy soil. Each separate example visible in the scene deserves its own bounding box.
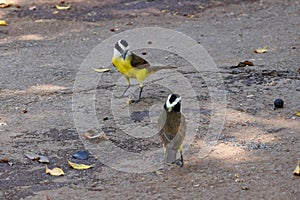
[0,0,299,199]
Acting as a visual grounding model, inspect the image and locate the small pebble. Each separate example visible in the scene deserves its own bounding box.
[21,108,27,113]
[274,99,284,108]
[241,186,249,190]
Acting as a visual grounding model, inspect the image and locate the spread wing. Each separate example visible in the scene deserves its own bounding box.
[130,52,150,69]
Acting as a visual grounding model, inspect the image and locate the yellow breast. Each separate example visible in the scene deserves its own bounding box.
[112,57,148,82]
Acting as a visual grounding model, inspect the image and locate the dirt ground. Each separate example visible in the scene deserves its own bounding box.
[0,0,299,199]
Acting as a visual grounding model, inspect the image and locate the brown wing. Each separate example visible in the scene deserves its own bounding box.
[130,52,150,69]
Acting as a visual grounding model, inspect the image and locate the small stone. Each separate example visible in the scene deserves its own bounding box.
[241,186,249,190]
[274,99,284,108]
[155,170,164,175]
[29,5,36,11]
[21,108,27,113]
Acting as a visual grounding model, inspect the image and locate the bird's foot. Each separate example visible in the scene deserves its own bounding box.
[175,159,184,167]
[129,97,143,104]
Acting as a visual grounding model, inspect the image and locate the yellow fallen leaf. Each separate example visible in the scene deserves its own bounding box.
[55,4,71,10]
[155,170,164,175]
[293,160,300,176]
[68,160,95,170]
[0,20,7,26]
[295,111,300,117]
[0,3,13,8]
[82,131,109,143]
[46,165,64,176]
[93,68,111,73]
[254,46,268,54]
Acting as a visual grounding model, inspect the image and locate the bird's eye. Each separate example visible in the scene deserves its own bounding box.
[169,94,178,104]
[115,42,122,53]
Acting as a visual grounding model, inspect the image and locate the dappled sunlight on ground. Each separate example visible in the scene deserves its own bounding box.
[187,105,299,168]
[16,34,45,41]
[209,143,250,163]
[0,84,68,96]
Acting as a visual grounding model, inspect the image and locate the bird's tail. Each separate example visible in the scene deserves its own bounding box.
[164,145,178,164]
[148,66,177,73]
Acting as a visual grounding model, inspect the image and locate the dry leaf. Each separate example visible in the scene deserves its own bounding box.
[67,160,95,170]
[73,150,89,160]
[21,108,27,113]
[266,80,275,86]
[93,68,110,73]
[0,3,13,8]
[55,4,71,10]
[293,160,300,176]
[254,46,268,54]
[25,152,50,163]
[82,131,109,143]
[0,157,9,163]
[241,186,249,190]
[295,112,300,117]
[230,61,254,69]
[46,165,64,176]
[155,170,164,175]
[25,152,40,160]
[29,5,36,11]
[0,20,7,26]
[38,155,50,163]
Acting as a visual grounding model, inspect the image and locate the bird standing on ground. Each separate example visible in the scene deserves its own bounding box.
[111,40,177,100]
[158,94,186,166]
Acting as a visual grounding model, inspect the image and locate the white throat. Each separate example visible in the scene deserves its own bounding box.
[113,47,121,58]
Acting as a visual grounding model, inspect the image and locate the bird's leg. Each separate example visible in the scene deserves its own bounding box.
[180,150,184,166]
[138,84,143,100]
[175,147,184,167]
[122,78,130,97]
[127,83,143,103]
[122,85,130,97]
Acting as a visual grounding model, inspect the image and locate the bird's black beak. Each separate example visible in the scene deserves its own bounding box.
[121,50,127,60]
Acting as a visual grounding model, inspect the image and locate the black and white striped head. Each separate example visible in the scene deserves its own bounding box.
[114,39,130,60]
[164,94,182,112]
